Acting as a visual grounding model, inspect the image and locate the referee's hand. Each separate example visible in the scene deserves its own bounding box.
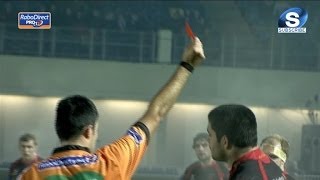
[182,37,205,67]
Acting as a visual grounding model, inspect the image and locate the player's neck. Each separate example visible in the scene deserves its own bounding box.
[22,154,37,163]
[200,158,213,166]
[227,146,257,167]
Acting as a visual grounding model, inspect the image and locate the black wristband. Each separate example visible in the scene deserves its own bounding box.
[133,122,150,144]
[180,61,194,73]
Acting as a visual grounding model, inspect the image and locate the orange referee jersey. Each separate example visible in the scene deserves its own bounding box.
[18,122,149,180]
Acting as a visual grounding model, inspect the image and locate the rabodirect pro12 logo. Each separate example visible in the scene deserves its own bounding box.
[18,12,51,29]
[278,7,308,33]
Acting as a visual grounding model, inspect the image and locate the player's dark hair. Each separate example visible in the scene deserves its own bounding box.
[19,133,37,145]
[193,132,209,148]
[208,104,257,148]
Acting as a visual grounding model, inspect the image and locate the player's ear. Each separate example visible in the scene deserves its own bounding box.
[221,135,230,150]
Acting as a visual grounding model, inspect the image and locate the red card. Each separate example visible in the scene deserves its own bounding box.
[185,21,195,40]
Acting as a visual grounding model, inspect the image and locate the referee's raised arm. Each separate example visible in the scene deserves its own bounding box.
[139,37,205,137]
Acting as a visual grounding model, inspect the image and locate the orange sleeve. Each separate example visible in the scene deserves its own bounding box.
[97,122,150,178]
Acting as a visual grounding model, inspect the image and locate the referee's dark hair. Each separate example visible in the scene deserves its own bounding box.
[55,95,99,141]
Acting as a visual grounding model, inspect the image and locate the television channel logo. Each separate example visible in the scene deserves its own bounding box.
[278,7,308,33]
[18,12,51,29]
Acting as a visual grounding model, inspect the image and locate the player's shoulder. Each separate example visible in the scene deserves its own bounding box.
[234,160,261,175]
[10,158,22,166]
[9,158,24,171]
[231,159,266,179]
[230,163,262,180]
[186,161,202,171]
[18,163,40,179]
[231,160,284,180]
